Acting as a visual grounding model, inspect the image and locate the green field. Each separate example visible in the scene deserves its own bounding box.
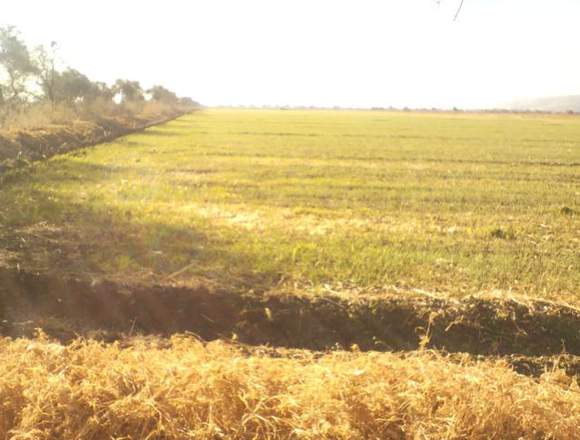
[1,109,579,302]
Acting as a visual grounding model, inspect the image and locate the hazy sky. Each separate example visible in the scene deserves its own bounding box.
[3,0,580,108]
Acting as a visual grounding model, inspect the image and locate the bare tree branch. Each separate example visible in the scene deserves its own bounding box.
[454,0,465,21]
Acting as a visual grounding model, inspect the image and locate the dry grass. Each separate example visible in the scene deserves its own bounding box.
[0,103,192,169]
[0,334,578,439]
[0,100,183,130]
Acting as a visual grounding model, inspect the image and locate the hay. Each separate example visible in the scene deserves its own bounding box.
[0,335,578,439]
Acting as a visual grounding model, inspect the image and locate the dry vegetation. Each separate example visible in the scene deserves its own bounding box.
[0,101,195,171]
[1,100,184,130]
[0,335,578,440]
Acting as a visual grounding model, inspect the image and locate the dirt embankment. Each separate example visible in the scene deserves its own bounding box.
[1,268,579,358]
[0,110,192,173]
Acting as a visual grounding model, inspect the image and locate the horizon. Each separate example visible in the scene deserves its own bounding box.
[3,0,580,109]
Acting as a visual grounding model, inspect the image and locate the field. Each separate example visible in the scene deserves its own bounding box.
[0,109,579,438]
[1,109,579,299]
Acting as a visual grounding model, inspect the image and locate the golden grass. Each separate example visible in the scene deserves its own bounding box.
[0,335,578,439]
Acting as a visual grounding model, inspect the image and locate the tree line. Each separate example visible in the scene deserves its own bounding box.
[0,26,197,127]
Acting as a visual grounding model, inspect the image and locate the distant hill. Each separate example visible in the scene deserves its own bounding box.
[508,95,580,112]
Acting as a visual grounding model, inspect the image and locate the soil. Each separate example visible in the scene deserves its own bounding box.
[1,267,579,378]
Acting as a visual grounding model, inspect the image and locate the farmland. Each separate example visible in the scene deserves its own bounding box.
[1,109,579,300]
[0,108,579,439]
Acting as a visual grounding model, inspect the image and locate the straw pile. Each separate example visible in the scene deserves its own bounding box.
[0,334,578,439]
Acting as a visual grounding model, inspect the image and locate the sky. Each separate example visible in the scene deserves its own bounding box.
[3,0,580,109]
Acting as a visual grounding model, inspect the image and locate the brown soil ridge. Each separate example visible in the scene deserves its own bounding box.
[0,109,192,173]
[1,268,578,358]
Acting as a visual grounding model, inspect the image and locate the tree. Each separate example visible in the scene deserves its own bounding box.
[0,25,197,127]
[179,97,200,108]
[34,41,59,105]
[46,69,115,104]
[91,81,114,102]
[52,68,95,103]
[112,79,144,103]
[0,26,37,105]
[454,0,466,20]
[147,85,178,104]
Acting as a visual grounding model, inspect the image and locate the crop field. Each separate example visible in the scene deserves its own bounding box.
[0,109,579,439]
[1,109,579,300]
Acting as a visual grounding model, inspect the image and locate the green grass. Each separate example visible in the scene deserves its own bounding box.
[1,109,578,302]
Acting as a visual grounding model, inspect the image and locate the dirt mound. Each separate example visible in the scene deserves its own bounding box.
[0,111,189,173]
[1,268,579,358]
